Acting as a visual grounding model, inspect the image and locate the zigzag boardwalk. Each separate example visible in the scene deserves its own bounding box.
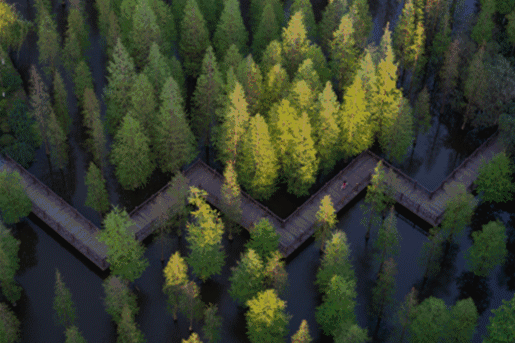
[1,131,503,270]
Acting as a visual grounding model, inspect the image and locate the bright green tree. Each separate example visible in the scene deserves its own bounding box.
[315,230,355,295]
[202,303,222,343]
[443,298,479,343]
[319,0,348,54]
[392,0,416,83]
[0,302,20,343]
[99,206,150,283]
[102,275,139,325]
[286,80,317,122]
[464,220,508,277]
[179,0,210,77]
[82,88,107,174]
[185,187,226,282]
[483,293,515,343]
[237,54,263,116]
[289,0,318,42]
[143,42,171,97]
[440,183,477,244]
[47,107,68,170]
[84,162,109,218]
[370,257,397,338]
[64,325,88,343]
[355,46,377,99]
[245,289,291,343]
[178,280,204,331]
[163,251,188,321]
[373,207,401,277]
[349,0,374,51]
[291,319,312,343]
[0,170,31,225]
[236,113,279,201]
[183,332,203,343]
[251,2,281,63]
[220,161,243,240]
[53,268,77,328]
[117,304,146,343]
[52,69,71,136]
[213,0,248,60]
[103,38,136,134]
[37,11,60,77]
[245,217,280,262]
[407,296,450,343]
[330,13,360,94]
[0,223,22,305]
[471,0,496,46]
[110,115,154,190]
[130,0,161,68]
[260,40,283,75]
[474,151,515,203]
[461,43,489,130]
[281,11,311,78]
[313,195,337,252]
[412,86,431,147]
[228,248,266,307]
[316,274,358,336]
[260,63,290,115]
[0,1,32,53]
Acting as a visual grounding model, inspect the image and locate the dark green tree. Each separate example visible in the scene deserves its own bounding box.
[178,280,204,331]
[62,2,90,73]
[471,0,496,46]
[84,161,109,218]
[251,2,281,63]
[0,169,32,226]
[236,54,263,116]
[73,59,94,109]
[220,44,244,83]
[179,0,210,77]
[439,38,461,114]
[148,0,177,57]
[370,258,397,338]
[429,5,452,66]
[82,88,107,174]
[64,325,88,343]
[305,44,332,86]
[474,151,515,203]
[28,65,51,156]
[461,43,489,130]
[47,107,68,170]
[259,40,283,75]
[213,0,248,60]
[0,222,22,305]
[220,161,243,240]
[116,304,146,343]
[412,86,431,147]
[392,0,416,84]
[319,0,347,54]
[443,298,479,343]
[418,227,445,288]
[407,296,450,343]
[291,320,313,343]
[334,323,371,343]
[440,183,477,244]
[391,287,418,343]
[143,42,172,97]
[260,63,290,115]
[228,248,266,307]
[202,303,222,343]
[53,268,77,328]
[349,0,374,51]
[250,0,283,34]
[52,69,71,136]
[130,0,162,68]
[197,0,223,36]
[483,293,515,343]
[37,11,60,77]
[373,206,401,277]
[0,302,20,343]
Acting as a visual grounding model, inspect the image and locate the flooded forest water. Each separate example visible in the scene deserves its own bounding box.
[3,0,515,341]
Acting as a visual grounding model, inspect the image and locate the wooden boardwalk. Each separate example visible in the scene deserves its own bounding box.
[1,130,503,269]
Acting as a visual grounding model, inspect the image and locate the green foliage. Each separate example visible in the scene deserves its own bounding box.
[464,220,508,277]
[148,0,177,57]
[319,0,348,54]
[64,325,88,343]
[220,44,244,84]
[281,11,311,78]
[260,64,290,115]
[245,289,291,343]
[95,0,112,39]
[118,0,138,47]
[418,227,445,280]
[439,38,461,113]
[331,13,360,94]
[471,0,496,46]
[82,88,107,172]
[179,0,210,77]
[213,0,248,60]
[236,113,279,201]
[304,44,332,86]
[251,2,281,63]
[183,332,203,343]
[407,296,450,343]
[313,195,337,250]
[84,162,109,216]
[373,207,401,275]
[164,173,191,237]
[0,2,32,53]
[475,151,515,203]
[237,55,263,116]
[178,280,204,330]
[202,303,222,343]
[495,0,515,14]
[443,298,479,343]
[483,293,515,343]
[334,323,371,343]
[506,10,515,50]
[37,11,60,77]
[228,248,266,307]
[413,86,431,138]
[245,218,280,262]
[315,274,358,336]
[0,170,31,225]
[349,0,374,51]
[429,6,452,65]
[155,76,196,175]
[104,38,137,135]
[440,183,477,243]
[110,115,154,190]
[315,230,355,295]
[263,250,289,298]
[62,7,90,73]
[73,59,94,110]
[53,268,77,328]
[102,275,139,325]
[291,319,312,343]
[250,0,283,34]
[220,161,242,240]
[28,64,51,155]
[99,206,149,282]
[171,0,188,30]
[260,40,283,75]
[0,223,21,305]
[0,302,20,343]
[462,44,488,129]
[52,70,71,136]
[47,108,68,170]
[62,31,82,76]
[168,55,187,106]
[143,42,172,96]
[105,8,122,58]
[116,304,146,343]
[289,0,318,42]
[391,287,418,342]
[128,73,158,154]
[291,58,323,97]
[185,188,226,282]
[197,0,222,36]
[369,257,397,320]
[163,251,188,320]
[130,0,162,68]
[392,0,416,71]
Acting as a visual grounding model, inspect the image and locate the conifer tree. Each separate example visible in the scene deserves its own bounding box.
[0,170,32,226]
[304,44,332,86]
[186,187,226,282]
[53,268,77,328]
[392,0,416,82]
[228,248,266,307]
[356,46,377,97]
[319,0,348,54]
[313,195,337,252]
[263,250,289,297]
[130,0,162,68]
[37,11,60,78]
[291,320,313,343]
[281,11,311,78]
[163,251,188,321]
[52,69,71,136]
[349,0,374,51]
[441,184,477,245]
[197,0,222,36]
[260,40,283,75]
[99,207,150,283]
[236,114,279,201]
[220,44,244,83]
[483,294,515,343]
[84,162,109,218]
[47,108,68,170]
[260,64,290,115]
[312,81,340,175]
[412,86,431,147]
[418,227,445,287]
[0,1,32,54]
[213,0,248,60]
[171,0,188,30]
[471,0,496,46]
[179,0,210,77]
[28,64,51,155]
[250,0,283,33]
[443,298,479,343]
[429,5,452,66]
[82,88,107,174]
[104,8,122,58]
[373,207,401,278]
[148,0,177,57]
[220,161,243,240]
[155,76,197,175]
[0,223,22,305]
[73,59,94,109]
[292,58,323,97]
[214,82,250,167]
[0,302,20,343]
[96,0,113,38]
[461,43,488,130]
[245,217,280,262]
[191,46,224,159]
[117,304,146,343]
[64,325,88,343]
[183,332,203,343]
[474,151,515,203]
[331,13,360,94]
[110,115,154,190]
[178,280,204,331]
[143,42,172,98]
[286,80,317,123]
[103,38,136,135]
[408,21,427,95]
[118,0,139,46]
[62,2,90,73]
[392,287,418,342]
[424,0,445,43]
[370,257,397,338]
[334,323,371,343]
[289,0,318,42]
[252,2,281,63]
[245,289,291,343]
[237,54,263,116]
[439,38,460,114]
[202,303,222,343]
[407,297,450,343]
[62,31,82,76]
[167,55,187,100]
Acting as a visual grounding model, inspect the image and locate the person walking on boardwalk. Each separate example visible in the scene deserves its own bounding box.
[341,180,347,190]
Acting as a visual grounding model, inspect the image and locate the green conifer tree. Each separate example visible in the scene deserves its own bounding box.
[330,14,360,95]
[260,63,290,116]
[213,0,248,61]
[37,11,60,78]
[73,59,94,109]
[251,2,281,63]
[471,0,496,46]
[143,42,172,97]
[220,44,244,83]
[0,170,32,225]
[47,108,68,170]
[0,223,22,305]
[319,0,348,54]
[130,0,162,68]
[237,55,263,116]
[281,11,311,79]
[228,248,265,307]
[53,268,77,328]
[179,0,210,77]
[52,69,71,136]
[349,0,374,51]
[220,161,243,240]
[84,161,109,218]
[259,40,283,75]
[289,0,318,42]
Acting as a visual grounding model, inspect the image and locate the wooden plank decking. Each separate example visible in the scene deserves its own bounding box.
[1,130,503,270]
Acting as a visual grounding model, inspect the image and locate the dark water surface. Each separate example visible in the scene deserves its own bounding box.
[4,0,515,342]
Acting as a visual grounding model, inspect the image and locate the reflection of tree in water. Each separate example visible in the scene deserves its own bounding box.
[424,120,444,173]
[469,201,497,238]
[456,271,492,315]
[12,219,39,274]
[503,213,515,291]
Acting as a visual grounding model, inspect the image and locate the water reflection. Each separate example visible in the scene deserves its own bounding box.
[456,271,492,315]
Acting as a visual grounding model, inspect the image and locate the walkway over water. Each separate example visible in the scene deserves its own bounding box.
[1,130,503,270]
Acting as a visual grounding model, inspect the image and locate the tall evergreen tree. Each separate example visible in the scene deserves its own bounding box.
[62,31,82,78]
[418,227,445,287]
[53,268,77,328]
[99,206,150,283]
[82,88,107,174]
[471,0,496,46]
[228,248,266,307]
[373,207,401,277]
[148,0,177,57]
[103,38,137,135]
[28,65,51,155]
[220,44,244,83]
[0,302,20,343]
[259,40,283,76]
[440,183,477,244]
[250,0,283,33]
[392,287,418,342]
[84,161,109,218]
[178,280,204,331]
[439,38,461,114]
[236,113,279,201]
[73,59,94,109]
[117,304,146,343]
[313,195,337,252]
[407,297,450,343]
[461,43,488,130]
[281,11,311,79]
[213,0,248,61]
[52,69,71,136]
[110,115,154,190]
[349,0,374,51]
[179,0,210,77]
[289,0,318,42]
[407,21,427,95]
[483,293,515,343]
[168,55,187,100]
[304,44,332,86]
[0,223,22,305]
[319,0,348,54]
[0,171,32,225]
[62,2,90,73]
[64,325,88,343]
[237,54,263,116]
[263,250,289,298]
[474,151,515,203]
[220,161,243,240]
[37,11,60,78]
[330,13,360,94]
[251,2,281,63]
[412,86,431,147]
[197,0,223,36]
[506,9,515,54]
[47,107,68,170]
[171,0,188,30]
[163,251,188,321]
[130,0,162,68]
[105,8,122,58]
[245,217,280,262]
[291,320,313,343]
[143,42,172,99]
[443,298,479,343]
[260,63,290,116]
[370,258,397,338]
[202,303,222,343]
[429,5,452,66]
[291,58,323,97]
[392,0,416,83]
[155,76,197,175]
